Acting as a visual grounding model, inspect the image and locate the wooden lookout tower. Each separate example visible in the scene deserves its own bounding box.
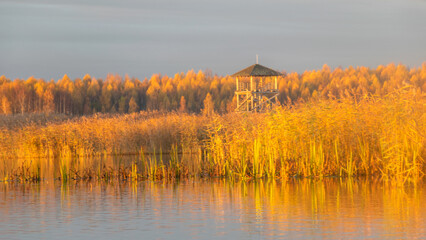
[232,64,282,112]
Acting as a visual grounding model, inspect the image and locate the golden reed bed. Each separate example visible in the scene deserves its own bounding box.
[0,89,424,183]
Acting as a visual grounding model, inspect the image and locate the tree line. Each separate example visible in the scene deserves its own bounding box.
[1,63,425,115]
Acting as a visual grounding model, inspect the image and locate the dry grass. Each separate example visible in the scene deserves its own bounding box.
[0,89,424,183]
[207,89,425,183]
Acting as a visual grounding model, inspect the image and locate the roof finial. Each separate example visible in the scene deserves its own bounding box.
[256,54,259,64]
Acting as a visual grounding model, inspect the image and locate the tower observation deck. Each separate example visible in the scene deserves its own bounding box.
[232,64,282,112]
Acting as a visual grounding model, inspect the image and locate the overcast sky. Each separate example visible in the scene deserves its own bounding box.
[1,0,425,80]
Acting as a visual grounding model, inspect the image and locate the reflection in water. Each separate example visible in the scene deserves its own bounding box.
[0,178,425,239]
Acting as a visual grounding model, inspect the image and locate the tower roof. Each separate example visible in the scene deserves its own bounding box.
[232,64,282,77]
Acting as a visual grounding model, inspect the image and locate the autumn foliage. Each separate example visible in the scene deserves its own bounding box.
[0,63,425,183]
[1,63,425,115]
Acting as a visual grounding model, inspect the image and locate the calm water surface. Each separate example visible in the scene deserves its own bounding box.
[1,178,425,239]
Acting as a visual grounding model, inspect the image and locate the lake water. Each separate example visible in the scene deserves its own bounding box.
[1,178,425,239]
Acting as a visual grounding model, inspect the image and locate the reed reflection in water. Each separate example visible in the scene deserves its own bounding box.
[0,178,425,239]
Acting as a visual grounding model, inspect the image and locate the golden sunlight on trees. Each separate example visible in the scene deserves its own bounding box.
[202,93,214,116]
[179,96,187,113]
[0,63,425,115]
[13,80,27,114]
[128,97,139,113]
[43,89,55,113]
[1,96,11,115]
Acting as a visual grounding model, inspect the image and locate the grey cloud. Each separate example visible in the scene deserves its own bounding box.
[0,0,425,80]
